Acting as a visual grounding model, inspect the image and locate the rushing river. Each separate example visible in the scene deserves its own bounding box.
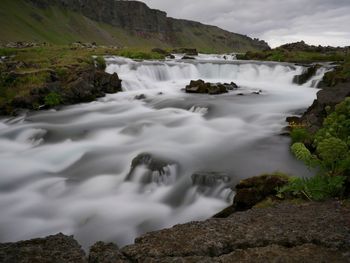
[0,56,326,248]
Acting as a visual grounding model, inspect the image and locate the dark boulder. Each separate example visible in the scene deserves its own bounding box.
[62,69,122,104]
[181,56,195,60]
[293,64,321,85]
[134,94,146,100]
[0,233,86,263]
[214,173,289,218]
[125,153,177,184]
[185,80,238,95]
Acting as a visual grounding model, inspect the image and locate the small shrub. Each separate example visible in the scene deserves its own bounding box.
[278,175,346,201]
[316,137,348,175]
[95,56,106,70]
[290,127,312,144]
[44,92,62,107]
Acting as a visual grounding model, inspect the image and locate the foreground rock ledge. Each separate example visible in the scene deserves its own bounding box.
[1,201,349,262]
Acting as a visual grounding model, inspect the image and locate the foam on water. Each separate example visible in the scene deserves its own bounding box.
[0,57,326,248]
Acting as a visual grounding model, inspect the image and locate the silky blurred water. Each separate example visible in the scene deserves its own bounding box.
[0,57,325,248]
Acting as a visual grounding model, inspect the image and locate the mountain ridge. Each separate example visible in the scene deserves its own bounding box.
[0,0,270,52]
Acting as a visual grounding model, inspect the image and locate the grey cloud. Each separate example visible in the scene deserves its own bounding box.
[141,0,350,47]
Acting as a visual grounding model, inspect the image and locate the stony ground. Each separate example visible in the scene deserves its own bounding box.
[0,201,349,262]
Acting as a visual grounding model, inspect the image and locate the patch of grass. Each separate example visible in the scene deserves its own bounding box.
[44,92,61,106]
[94,56,106,70]
[240,49,348,63]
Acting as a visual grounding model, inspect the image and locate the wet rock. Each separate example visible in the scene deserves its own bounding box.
[214,173,289,217]
[89,242,127,263]
[252,89,262,95]
[121,201,350,262]
[0,233,86,263]
[192,172,231,187]
[125,153,177,184]
[134,94,146,100]
[185,80,238,95]
[166,54,175,59]
[293,64,321,85]
[192,172,233,199]
[181,56,195,60]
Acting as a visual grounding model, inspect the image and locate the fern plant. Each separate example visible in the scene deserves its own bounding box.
[278,175,346,201]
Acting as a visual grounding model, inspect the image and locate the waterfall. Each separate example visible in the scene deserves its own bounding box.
[0,56,326,249]
[105,57,312,92]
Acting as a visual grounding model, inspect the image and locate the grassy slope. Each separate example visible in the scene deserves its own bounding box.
[173,25,255,53]
[0,0,170,48]
[0,0,264,52]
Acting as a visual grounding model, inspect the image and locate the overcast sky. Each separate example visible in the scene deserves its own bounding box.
[141,0,350,48]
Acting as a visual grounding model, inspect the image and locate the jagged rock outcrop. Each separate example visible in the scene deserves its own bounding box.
[299,80,350,132]
[125,153,178,185]
[22,0,269,51]
[279,40,350,53]
[214,173,289,218]
[293,64,321,85]
[2,66,122,115]
[185,80,238,95]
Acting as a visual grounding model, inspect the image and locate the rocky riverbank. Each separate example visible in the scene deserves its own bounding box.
[0,50,122,115]
[1,200,349,263]
[1,172,349,262]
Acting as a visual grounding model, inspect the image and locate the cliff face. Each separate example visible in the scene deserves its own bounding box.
[3,0,269,52]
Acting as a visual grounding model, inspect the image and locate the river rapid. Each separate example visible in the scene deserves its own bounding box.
[0,56,326,248]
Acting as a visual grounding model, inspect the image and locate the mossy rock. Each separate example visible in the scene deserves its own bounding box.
[214,173,290,218]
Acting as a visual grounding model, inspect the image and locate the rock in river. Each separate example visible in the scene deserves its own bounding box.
[185,79,238,95]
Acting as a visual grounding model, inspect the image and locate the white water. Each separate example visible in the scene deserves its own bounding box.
[0,57,325,248]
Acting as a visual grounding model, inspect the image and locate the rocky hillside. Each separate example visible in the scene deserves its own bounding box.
[0,0,269,52]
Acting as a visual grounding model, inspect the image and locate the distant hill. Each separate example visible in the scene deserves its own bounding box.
[0,0,270,52]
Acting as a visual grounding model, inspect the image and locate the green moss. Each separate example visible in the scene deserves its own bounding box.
[44,92,62,106]
[254,197,278,208]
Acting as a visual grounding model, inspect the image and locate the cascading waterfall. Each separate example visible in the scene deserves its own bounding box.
[0,56,327,249]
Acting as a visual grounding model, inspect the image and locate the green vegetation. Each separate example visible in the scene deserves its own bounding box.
[94,56,106,70]
[278,175,346,201]
[0,0,265,53]
[322,55,350,86]
[117,50,165,60]
[238,49,347,63]
[44,92,62,106]
[290,127,312,144]
[0,45,170,111]
[280,98,350,201]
